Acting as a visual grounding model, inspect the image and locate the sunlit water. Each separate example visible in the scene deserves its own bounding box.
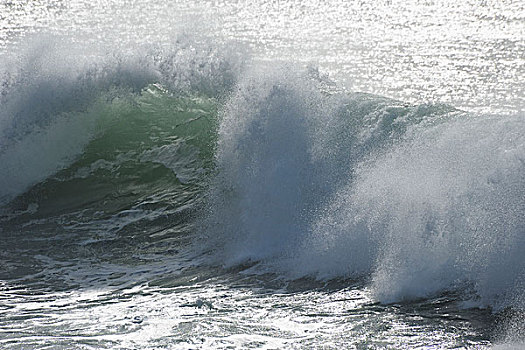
[1,1,524,349]
[1,0,523,115]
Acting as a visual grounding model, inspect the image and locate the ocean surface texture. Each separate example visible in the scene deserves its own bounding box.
[1,1,524,349]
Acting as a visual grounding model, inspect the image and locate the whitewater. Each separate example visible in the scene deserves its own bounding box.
[1,0,524,349]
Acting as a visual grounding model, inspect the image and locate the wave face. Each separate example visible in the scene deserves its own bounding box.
[0,36,239,207]
[1,38,524,316]
[204,66,525,311]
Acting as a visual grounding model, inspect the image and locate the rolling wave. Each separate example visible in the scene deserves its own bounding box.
[1,38,524,317]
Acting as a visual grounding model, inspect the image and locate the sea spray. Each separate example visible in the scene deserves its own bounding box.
[203,65,439,265]
[204,65,525,313]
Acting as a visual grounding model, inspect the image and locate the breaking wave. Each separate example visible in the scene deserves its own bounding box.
[1,36,524,316]
[204,65,525,312]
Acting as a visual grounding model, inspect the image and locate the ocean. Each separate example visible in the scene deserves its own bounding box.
[0,0,524,348]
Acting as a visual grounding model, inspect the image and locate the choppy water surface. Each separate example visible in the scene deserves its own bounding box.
[1,1,524,349]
